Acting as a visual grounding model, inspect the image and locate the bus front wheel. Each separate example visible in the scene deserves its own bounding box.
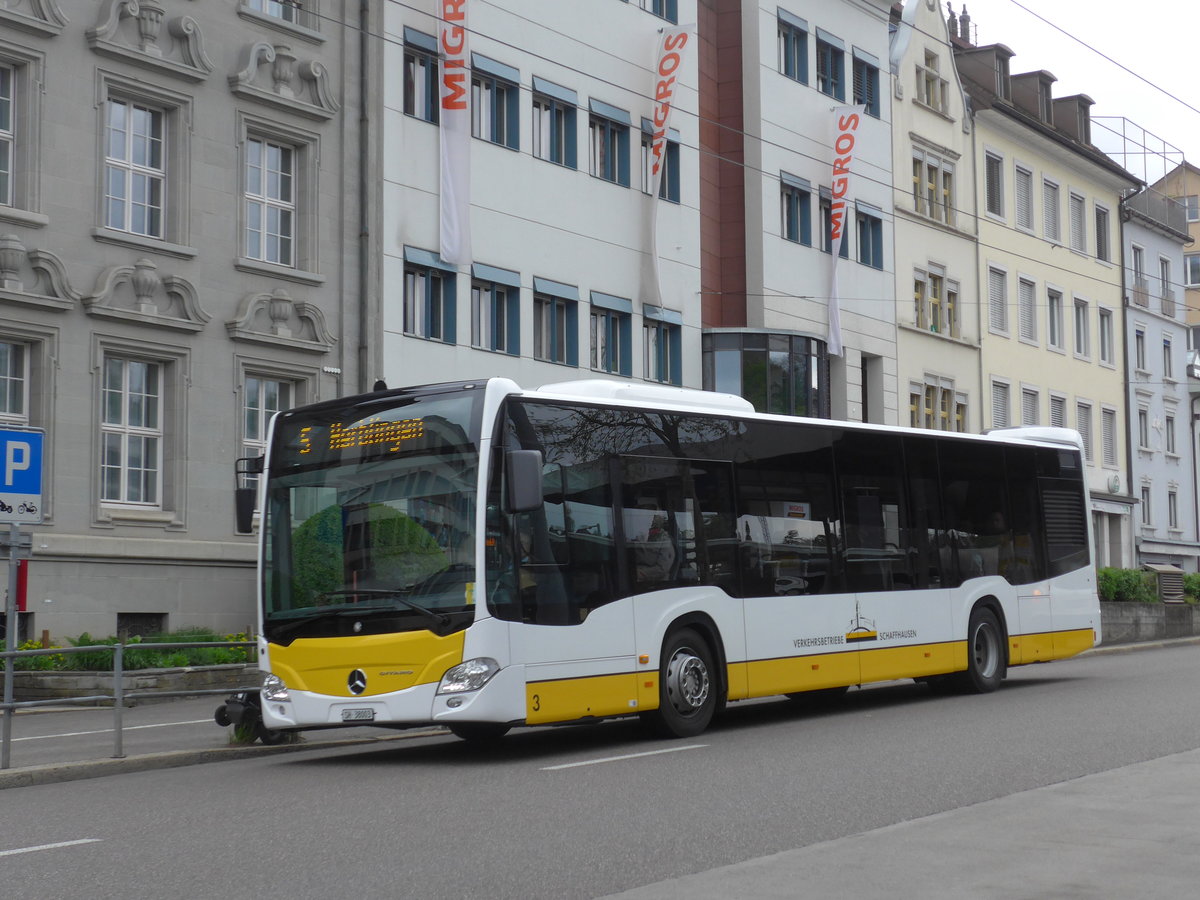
[959,606,1005,693]
[644,628,717,738]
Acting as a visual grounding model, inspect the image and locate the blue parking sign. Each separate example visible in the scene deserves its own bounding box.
[0,429,44,524]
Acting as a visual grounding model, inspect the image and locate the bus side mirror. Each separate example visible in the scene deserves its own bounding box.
[505,450,544,513]
[235,455,265,534]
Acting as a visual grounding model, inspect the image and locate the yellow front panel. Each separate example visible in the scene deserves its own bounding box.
[526,673,639,725]
[746,651,860,697]
[269,630,465,697]
[1052,628,1096,660]
[859,641,962,683]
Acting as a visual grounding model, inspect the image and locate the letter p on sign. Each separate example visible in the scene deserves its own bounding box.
[6,441,29,487]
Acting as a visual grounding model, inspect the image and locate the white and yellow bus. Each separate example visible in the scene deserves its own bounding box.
[245,377,1099,741]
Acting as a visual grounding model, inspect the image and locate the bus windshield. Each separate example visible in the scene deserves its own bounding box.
[260,387,482,644]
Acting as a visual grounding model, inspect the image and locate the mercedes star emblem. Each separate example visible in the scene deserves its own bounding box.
[348,669,367,695]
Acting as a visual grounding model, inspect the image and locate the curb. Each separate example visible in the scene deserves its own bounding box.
[0,729,445,791]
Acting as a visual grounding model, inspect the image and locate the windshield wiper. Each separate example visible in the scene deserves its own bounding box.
[313,589,452,630]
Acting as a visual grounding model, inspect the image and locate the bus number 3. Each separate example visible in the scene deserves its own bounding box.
[532,694,540,712]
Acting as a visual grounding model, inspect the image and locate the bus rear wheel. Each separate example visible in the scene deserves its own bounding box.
[644,628,717,738]
[958,607,1005,693]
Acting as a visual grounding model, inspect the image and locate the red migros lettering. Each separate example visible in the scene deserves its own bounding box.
[834,132,855,156]
[441,27,465,56]
[664,31,689,53]
[442,71,468,110]
[442,0,466,21]
[838,112,860,132]
[830,205,845,240]
[832,157,851,177]
[658,51,681,79]
[656,76,677,103]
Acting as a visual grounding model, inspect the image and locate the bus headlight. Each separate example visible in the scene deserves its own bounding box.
[262,673,290,702]
[437,658,500,694]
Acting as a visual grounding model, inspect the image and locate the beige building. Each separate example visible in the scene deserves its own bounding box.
[889,0,981,432]
[955,35,1140,567]
[1155,162,1200,345]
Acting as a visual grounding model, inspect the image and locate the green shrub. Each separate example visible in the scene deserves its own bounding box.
[1184,573,1200,604]
[35,629,252,671]
[1096,567,1158,603]
[12,639,66,671]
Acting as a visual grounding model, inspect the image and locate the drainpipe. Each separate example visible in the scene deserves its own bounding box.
[358,0,372,394]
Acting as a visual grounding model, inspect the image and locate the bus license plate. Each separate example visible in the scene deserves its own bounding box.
[342,708,375,722]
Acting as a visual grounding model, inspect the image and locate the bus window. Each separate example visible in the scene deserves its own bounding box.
[902,435,946,589]
[939,440,1009,583]
[835,434,914,592]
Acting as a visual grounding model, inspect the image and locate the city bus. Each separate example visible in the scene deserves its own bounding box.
[243,377,1099,741]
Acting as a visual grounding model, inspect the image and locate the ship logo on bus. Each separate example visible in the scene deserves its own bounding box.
[845,600,878,643]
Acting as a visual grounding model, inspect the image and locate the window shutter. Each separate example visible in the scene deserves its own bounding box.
[988,268,1007,331]
[1019,279,1036,341]
[991,382,1010,428]
[1102,409,1117,467]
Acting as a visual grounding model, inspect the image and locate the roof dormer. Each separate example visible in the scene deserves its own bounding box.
[1053,94,1094,145]
[953,43,1014,102]
[1010,70,1056,124]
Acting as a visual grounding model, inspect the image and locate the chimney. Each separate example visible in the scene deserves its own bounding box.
[960,6,971,43]
[947,3,958,39]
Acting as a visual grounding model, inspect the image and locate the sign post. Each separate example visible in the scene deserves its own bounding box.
[1,428,43,769]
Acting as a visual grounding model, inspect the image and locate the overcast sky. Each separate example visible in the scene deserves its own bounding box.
[962,0,1198,182]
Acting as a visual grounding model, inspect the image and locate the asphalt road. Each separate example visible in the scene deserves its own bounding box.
[2,643,1199,899]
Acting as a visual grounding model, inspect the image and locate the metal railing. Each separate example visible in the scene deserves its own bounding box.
[0,639,257,769]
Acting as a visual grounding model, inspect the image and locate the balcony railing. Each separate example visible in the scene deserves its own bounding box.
[1125,189,1189,236]
[1132,278,1150,307]
[1161,288,1176,318]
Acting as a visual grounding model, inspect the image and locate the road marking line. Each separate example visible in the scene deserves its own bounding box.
[541,744,707,770]
[12,719,213,742]
[0,839,103,858]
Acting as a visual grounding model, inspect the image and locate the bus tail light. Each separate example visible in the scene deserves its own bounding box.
[438,658,500,694]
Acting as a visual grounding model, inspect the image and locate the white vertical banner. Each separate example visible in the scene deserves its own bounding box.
[827,105,864,358]
[439,0,471,265]
[648,24,694,305]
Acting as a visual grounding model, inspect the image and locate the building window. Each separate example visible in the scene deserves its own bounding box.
[0,64,11,207]
[1141,486,1152,526]
[1166,414,1177,454]
[1102,408,1117,467]
[532,87,577,169]
[912,148,954,224]
[1014,165,1033,230]
[589,106,630,186]
[645,315,681,385]
[0,339,27,423]
[242,375,290,496]
[926,277,962,341]
[781,174,811,245]
[635,0,678,22]
[1077,401,1093,462]
[916,51,948,113]
[984,152,1004,217]
[244,138,294,267]
[702,331,829,417]
[778,13,808,83]
[105,98,164,238]
[1137,408,1149,449]
[1018,278,1037,343]
[1073,298,1089,358]
[1069,192,1086,252]
[101,357,161,506]
[855,207,883,269]
[471,64,519,150]
[1163,337,1174,379]
[641,127,680,202]
[471,277,519,355]
[852,54,879,117]
[1049,394,1066,428]
[910,378,966,432]
[816,34,844,101]
[991,380,1010,428]
[403,262,455,343]
[1047,288,1064,350]
[1094,205,1110,261]
[533,291,577,366]
[403,33,439,123]
[1134,328,1147,369]
[1185,253,1200,287]
[1169,490,1179,529]
[988,267,1008,334]
[1098,308,1113,364]
[246,0,303,23]
[820,191,848,257]
[1043,179,1060,242]
[589,303,631,376]
[1180,194,1199,222]
[1159,257,1174,309]
[1021,387,1039,426]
